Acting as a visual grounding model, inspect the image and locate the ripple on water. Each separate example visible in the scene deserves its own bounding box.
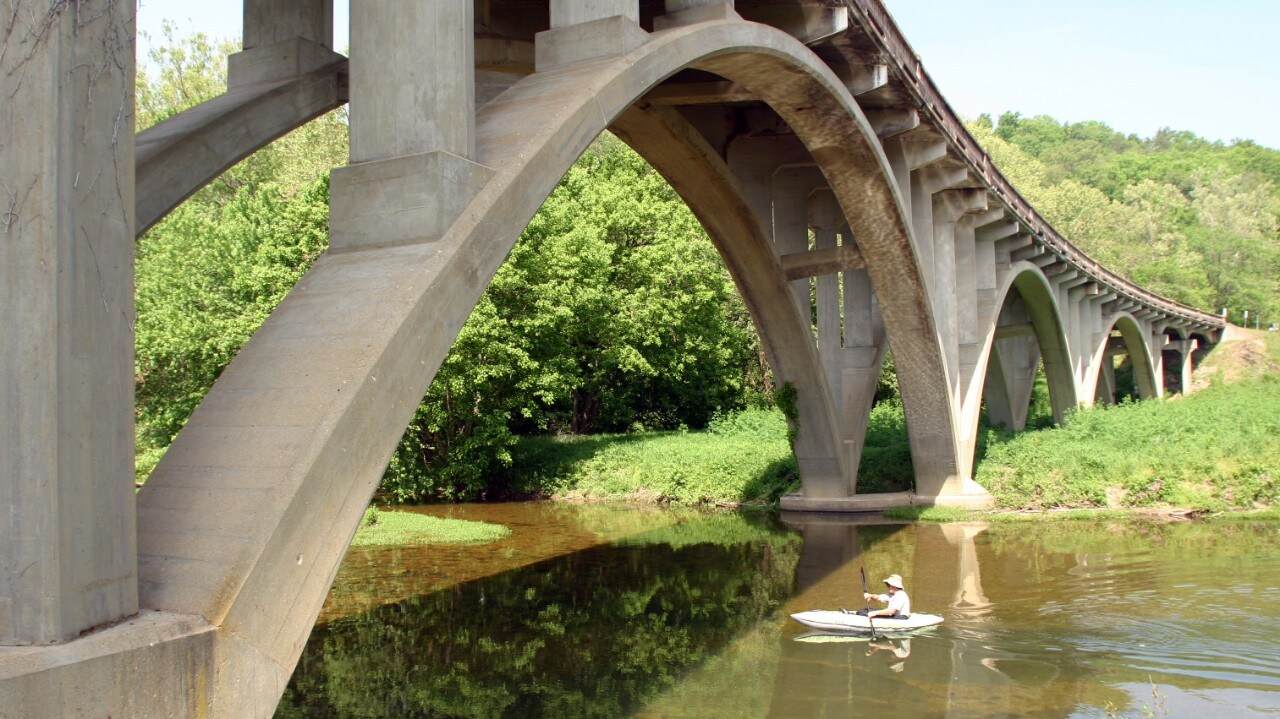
[1041,540,1280,692]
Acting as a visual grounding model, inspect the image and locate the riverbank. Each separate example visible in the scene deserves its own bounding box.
[503,330,1278,515]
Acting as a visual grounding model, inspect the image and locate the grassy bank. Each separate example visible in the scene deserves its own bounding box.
[501,332,1278,513]
[975,332,1280,512]
[503,409,798,506]
[352,507,511,547]
[499,401,920,506]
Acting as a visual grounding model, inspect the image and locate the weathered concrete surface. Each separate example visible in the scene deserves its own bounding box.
[1,0,138,646]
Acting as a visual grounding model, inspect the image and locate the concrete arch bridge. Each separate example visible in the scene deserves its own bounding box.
[0,0,1224,714]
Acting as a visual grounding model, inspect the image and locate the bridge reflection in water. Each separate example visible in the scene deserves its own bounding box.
[273,506,1280,718]
[756,513,1280,719]
[769,513,1088,718]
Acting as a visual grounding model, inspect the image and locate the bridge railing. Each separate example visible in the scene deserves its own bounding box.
[842,0,1223,329]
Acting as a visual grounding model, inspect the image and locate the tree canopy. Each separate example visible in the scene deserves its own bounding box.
[970,112,1280,323]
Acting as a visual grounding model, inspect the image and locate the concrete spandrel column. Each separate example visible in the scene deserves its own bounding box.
[1098,355,1117,405]
[772,166,822,324]
[655,0,738,29]
[1178,339,1197,394]
[537,0,646,70]
[0,0,137,644]
[230,0,343,86]
[330,0,492,251]
[930,189,986,396]
[954,215,979,347]
[808,191,843,365]
[349,1,474,162]
[244,0,333,48]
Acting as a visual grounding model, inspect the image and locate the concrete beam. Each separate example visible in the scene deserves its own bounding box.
[863,108,919,139]
[976,219,1019,243]
[348,0,475,161]
[780,244,866,280]
[837,62,888,96]
[994,322,1036,339]
[737,4,849,45]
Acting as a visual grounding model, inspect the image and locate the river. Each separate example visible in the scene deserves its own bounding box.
[274,502,1280,718]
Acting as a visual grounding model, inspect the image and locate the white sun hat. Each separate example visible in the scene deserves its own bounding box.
[883,574,904,589]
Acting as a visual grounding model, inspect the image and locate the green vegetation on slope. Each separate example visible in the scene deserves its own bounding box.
[976,370,1280,511]
[969,113,1280,324]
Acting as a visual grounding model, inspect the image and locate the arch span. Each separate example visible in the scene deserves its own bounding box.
[961,262,1076,476]
[1086,313,1159,404]
[133,18,959,709]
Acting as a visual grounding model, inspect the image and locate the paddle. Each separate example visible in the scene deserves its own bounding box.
[860,567,878,640]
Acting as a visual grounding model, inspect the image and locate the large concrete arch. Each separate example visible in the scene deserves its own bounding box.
[958,262,1076,477]
[1085,312,1160,404]
[609,104,850,496]
[670,32,964,498]
[124,18,956,713]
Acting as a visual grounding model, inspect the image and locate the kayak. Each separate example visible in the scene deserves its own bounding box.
[789,610,943,634]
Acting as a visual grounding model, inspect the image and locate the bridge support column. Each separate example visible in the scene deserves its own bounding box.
[807,193,887,486]
[1097,355,1117,405]
[229,0,342,86]
[930,189,987,398]
[0,0,137,644]
[331,0,490,251]
[1175,339,1197,394]
[984,331,1040,431]
[537,0,647,70]
[772,165,823,321]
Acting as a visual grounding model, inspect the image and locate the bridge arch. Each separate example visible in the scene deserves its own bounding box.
[1086,313,1159,404]
[960,263,1076,475]
[133,17,958,706]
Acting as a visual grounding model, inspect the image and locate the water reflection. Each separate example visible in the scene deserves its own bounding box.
[279,506,1280,718]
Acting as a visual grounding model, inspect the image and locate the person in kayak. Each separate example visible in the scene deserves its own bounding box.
[860,574,910,618]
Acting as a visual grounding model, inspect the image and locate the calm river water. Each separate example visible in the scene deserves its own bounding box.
[275,503,1280,718]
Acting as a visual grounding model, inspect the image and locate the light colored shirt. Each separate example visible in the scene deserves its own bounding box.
[874,590,911,616]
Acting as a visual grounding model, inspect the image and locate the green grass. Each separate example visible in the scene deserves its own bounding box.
[351,507,511,547]
[505,409,799,506]
[975,374,1280,511]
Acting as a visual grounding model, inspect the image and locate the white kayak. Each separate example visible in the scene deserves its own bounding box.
[790,610,944,634]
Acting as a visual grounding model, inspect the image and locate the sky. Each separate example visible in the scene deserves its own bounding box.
[135,0,1280,149]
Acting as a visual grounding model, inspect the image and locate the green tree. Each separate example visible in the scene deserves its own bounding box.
[381,136,759,501]
[134,30,347,479]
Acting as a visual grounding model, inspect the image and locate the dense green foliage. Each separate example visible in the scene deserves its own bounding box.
[970,113,1280,323]
[381,136,766,501]
[976,373,1280,511]
[133,30,347,479]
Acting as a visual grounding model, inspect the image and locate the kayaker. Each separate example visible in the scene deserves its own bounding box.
[861,574,910,618]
